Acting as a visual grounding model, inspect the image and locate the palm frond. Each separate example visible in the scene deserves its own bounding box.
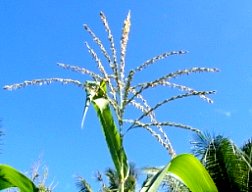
[192,133,252,191]
[241,138,252,190]
[76,176,93,192]
[241,138,252,164]
[104,163,137,192]
[105,168,119,191]
[191,132,213,158]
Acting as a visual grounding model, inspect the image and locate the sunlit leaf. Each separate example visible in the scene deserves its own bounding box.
[91,81,129,182]
[141,154,218,192]
[0,164,38,192]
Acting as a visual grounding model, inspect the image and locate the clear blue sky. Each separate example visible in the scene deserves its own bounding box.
[1,1,252,191]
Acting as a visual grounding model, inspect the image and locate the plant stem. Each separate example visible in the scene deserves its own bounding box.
[119,180,125,192]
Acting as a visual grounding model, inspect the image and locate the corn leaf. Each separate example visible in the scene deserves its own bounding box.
[91,80,129,182]
[141,154,218,192]
[0,164,38,192]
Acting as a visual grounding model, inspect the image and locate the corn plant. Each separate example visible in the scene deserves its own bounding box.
[4,11,218,191]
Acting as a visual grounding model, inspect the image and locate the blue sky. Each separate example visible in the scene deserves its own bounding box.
[1,1,252,191]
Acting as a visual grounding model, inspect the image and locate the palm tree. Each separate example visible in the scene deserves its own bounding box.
[192,133,252,191]
[103,163,137,192]
[76,163,137,192]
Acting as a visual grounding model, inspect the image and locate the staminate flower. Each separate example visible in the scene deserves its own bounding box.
[4,11,218,157]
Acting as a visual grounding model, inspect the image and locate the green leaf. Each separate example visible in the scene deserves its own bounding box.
[0,164,39,192]
[141,154,218,192]
[91,80,128,181]
[195,134,252,191]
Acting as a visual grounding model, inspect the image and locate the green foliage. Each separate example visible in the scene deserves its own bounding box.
[90,80,128,191]
[4,11,219,192]
[103,163,137,192]
[141,154,218,192]
[193,133,252,191]
[0,164,38,192]
[76,176,93,192]
[86,81,218,192]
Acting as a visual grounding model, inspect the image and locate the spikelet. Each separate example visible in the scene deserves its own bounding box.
[57,63,102,81]
[124,119,175,157]
[131,121,201,134]
[129,99,155,122]
[123,50,188,100]
[133,80,214,104]
[85,42,108,78]
[121,70,134,116]
[128,88,156,120]
[159,81,215,103]
[99,12,118,78]
[83,24,111,63]
[126,86,171,147]
[126,67,218,105]
[162,67,219,80]
[4,78,82,91]
[84,42,116,98]
[127,94,170,147]
[99,12,123,103]
[134,91,215,124]
[120,11,131,83]
[135,50,188,73]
